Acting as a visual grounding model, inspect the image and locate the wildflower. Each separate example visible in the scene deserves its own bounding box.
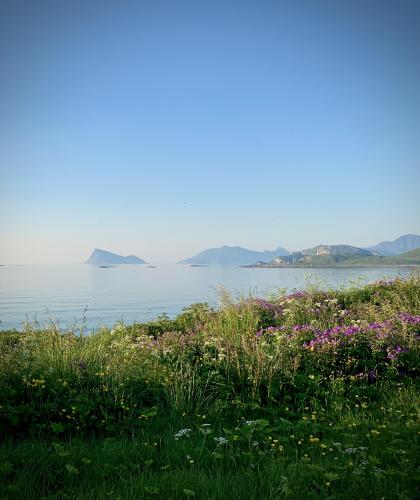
[30,379,46,387]
[214,437,228,446]
[292,324,311,332]
[174,428,192,439]
[398,312,420,325]
[244,420,257,426]
[387,345,407,360]
[344,447,367,454]
[256,326,286,338]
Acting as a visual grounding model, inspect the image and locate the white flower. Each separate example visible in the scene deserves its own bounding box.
[345,446,367,454]
[244,420,257,426]
[174,428,193,439]
[214,436,228,446]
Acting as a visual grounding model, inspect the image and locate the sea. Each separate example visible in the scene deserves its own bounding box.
[0,263,415,331]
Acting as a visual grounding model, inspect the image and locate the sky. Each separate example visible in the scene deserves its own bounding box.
[1,0,420,264]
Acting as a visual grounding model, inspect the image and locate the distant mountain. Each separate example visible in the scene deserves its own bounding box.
[366,234,420,256]
[179,245,289,266]
[301,245,373,257]
[247,244,420,268]
[259,245,373,267]
[86,249,146,265]
[245,244,380,267]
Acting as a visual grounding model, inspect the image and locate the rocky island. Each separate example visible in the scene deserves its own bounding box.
[86,248,147,266]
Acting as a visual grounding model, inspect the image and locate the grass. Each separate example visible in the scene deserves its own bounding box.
[0,275,419,499]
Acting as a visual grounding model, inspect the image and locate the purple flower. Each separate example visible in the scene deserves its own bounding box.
[386,345,407,360]
[376,279,397,286]
[367,320,392,330]
[398,313,420,325]
[292,324,311,332]
[303,324,364,348]
[287,291,307,300]
[253,299,284,317]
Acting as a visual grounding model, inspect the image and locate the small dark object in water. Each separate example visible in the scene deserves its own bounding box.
[147,265,157,268]
[98,265,115,268]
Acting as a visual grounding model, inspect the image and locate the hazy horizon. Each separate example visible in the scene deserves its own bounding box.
[2,0,420,264]
[1,232,419,265]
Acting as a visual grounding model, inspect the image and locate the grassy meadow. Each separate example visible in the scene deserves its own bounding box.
[0,276,419,499]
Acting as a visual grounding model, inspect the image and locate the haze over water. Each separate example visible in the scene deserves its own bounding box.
[0,263,414,331]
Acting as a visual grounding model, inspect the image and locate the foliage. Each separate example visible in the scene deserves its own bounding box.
[0,275,419,498]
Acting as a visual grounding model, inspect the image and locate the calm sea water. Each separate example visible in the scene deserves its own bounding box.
[0,263,414,331]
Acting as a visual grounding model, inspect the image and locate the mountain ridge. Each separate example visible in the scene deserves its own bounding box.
[365,234,420,256]
[179,245,289,266]
[180,235,420,266]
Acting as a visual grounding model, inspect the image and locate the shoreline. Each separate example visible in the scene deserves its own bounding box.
[242,264,420,269]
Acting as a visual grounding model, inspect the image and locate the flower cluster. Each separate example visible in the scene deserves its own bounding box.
[253,299,284,318]
[398,313,420,325]
[174,428,193,439]
[304,324,363,349]
[214,436,229,446]
[386,345,407,360]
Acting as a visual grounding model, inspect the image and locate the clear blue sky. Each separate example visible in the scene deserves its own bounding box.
[1,0,419,263]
